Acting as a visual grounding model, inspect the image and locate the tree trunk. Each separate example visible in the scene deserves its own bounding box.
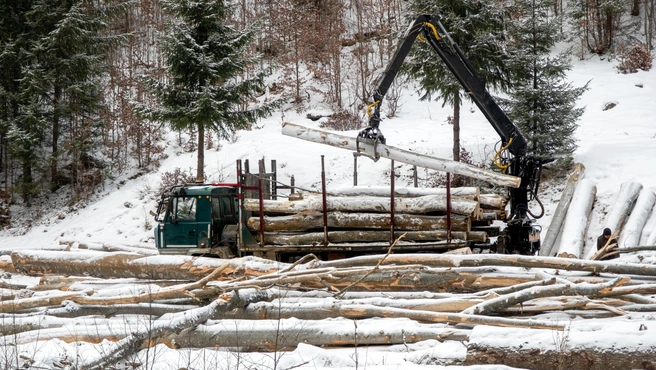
[257,230,487,245]
[281,122,521,188]
[453,91,461,162]
[247,212,472,232]
[196,122,204,181]
[541,163,585,256]
[244,194,480,216]
[605,181,643,235]
[619,188,656,248]
[328,185,480,199]
[556,178,596,259]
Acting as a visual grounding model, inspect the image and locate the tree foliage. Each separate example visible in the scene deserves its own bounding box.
[504,0,587,168]
[139,0,278,181]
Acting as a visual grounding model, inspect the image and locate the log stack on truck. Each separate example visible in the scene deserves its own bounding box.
[154,159,506,261]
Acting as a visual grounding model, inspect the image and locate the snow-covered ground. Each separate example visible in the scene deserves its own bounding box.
[2,55,655,257]
[2,55,656,369]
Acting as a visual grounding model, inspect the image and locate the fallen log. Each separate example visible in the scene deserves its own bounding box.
[462,277,628,315]
[247,212,472,232]
[167,318,471,350]
[10,250,281,280]
[281,122,521,188]
[619,188,656,248]
[556,178,596,259]
[540,163,585,257]
[316,253,656,277]
[244,194,480,216]
[257,230,487,245]
[604,181,643,235]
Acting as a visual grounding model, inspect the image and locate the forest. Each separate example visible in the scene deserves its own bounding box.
[0,0,654,221]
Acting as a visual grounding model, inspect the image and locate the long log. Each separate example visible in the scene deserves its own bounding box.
[328,185,480,199]
[244,194,480,216]
[281,122,521,188]
[619,188,656,248]
[10,250,281,280]
[257,230,487,245]
[247,211,471,232]
[604,181,643,235]
[556,178,596,259]
[540,163,585,257]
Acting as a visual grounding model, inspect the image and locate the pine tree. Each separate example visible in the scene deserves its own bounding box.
[405,0,512,162]
[505,0,587,168]
[140,0,278,181]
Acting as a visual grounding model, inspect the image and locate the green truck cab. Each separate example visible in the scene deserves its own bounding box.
[154,183,256,258]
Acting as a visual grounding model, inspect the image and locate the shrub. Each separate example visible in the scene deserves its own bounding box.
[319,110,363,131]
[156,167,197,196]
[617,42,653,74]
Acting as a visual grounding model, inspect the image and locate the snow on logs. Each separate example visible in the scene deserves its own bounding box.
[281,122,521,188]
[619,188,656,248]
[243,185,508,245]
[540,163,585,257]
[556,179,596,259]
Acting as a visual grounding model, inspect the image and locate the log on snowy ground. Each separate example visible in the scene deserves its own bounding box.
[540,163,585,257]
[316,253,656,277]
[257,230,487,245]
[604,181,643,234]
[58,238,158,255]
[619,188,656,248]
[281,122,521,188]
[247,212,472,232]
[243,194,480,217]
[556,178,596,259]
[10,250,281,280]
[166,318,472,350]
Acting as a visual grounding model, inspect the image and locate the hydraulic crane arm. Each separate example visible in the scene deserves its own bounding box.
[359,14,552,255]
[361,14,527,157]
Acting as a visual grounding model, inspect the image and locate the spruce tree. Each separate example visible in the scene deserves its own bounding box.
[141,0,277,181]
[505,0,587,168]
[405,0,512,162]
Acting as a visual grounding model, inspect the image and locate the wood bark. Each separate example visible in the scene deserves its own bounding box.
[257,230,487,245]
[619,188,656,248]
[244,194,480,216]
[247,212,472,232]
[540,163,585,257]
[604,181,643,235]
[10,250,281,281]
[328,185,480,199]
[281,122,521,188]
[556,178,596,258]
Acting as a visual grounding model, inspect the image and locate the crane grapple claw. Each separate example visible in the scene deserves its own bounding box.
[355,127,386,161]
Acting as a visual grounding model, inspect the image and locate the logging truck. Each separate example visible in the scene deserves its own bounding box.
[154,14,551,260]
[153,159,491,261]
[356,14,552,255]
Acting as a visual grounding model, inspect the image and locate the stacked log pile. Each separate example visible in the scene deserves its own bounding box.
[3,250,656,369]
[242,186,507,247]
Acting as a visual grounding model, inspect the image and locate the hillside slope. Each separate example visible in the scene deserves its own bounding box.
[1,56,654,256]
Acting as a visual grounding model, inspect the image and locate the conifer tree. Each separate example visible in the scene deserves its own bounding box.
[405,0,512,162]
[504,0,587,168]
[141,0,277,181]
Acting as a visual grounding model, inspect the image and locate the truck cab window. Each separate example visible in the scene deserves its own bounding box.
[174,197,197,221]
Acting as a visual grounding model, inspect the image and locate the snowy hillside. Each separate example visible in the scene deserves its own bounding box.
[1,55,655,258]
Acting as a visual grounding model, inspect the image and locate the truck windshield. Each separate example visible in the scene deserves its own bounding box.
[174,196,197,221]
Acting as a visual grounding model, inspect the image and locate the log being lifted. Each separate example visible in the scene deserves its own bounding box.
[247,211,471,232]
[244,194,479,217]
[257,230,487,245]
[281,122,521,188]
